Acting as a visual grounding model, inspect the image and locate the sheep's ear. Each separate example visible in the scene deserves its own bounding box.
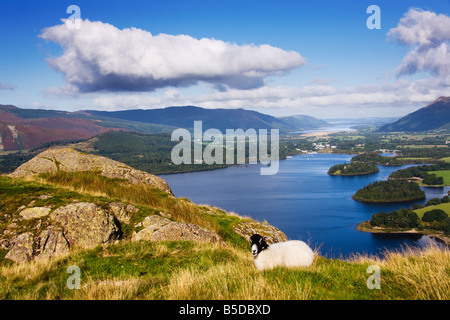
[263,236,270,242]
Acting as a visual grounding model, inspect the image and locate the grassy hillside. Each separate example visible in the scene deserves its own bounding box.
[1,236,448,300]
[1,173,449,300]
[414,203,450,219]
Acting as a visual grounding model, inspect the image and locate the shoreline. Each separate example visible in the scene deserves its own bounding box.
[328,170,379,176]
[351,195,426,203]
[356,221,450,246]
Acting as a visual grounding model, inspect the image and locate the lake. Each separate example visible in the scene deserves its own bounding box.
[161,153,449,258]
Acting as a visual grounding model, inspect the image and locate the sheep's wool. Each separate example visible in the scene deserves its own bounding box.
[253,240,314,270]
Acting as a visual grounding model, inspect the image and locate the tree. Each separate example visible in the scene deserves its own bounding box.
[422,209,448,222]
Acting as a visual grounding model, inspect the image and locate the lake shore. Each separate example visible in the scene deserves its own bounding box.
[351,195,426,203]
[356,221,450,246]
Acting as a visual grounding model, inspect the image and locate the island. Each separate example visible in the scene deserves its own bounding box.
[352,180,426,203]
[356,195,450,245]
[328,162,379,176]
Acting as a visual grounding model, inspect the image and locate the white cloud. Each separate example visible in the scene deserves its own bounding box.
[39,19,305,94]
[388,8,450,77]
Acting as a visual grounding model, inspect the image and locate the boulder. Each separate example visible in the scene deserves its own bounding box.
[232,220,288,244]
[50,202,120,249]
[107,202,138,225]
[132,215,222,244]
[19,207,51,220]
[36,226,70,260]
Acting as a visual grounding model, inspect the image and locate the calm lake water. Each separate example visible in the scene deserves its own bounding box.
[161,153,449,258]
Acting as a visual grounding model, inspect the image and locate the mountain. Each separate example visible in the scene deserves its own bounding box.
[378,97,450,132]
[278,114,329,130]
[82,106,327,132]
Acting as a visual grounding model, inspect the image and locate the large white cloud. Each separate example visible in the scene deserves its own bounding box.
[39,19,305,93]
[388,8,450,77]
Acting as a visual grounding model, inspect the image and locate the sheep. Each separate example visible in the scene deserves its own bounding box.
[249,234,314,270]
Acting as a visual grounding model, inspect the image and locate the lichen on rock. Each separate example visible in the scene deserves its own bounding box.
[50,202,120,249]
[132,215,223,244]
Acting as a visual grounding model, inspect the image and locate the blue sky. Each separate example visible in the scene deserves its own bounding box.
[0,0,449,118]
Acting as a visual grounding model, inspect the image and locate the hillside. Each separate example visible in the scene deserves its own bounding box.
[0,148,287,262]
[0,105,116,151]
[379,96,450,132]
[1,148,449,300]
[82,106,327,132]
[277,114,329,131]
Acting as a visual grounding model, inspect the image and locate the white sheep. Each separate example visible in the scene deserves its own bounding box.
[249,234,314,270]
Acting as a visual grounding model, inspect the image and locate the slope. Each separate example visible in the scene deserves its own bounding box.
[379,96,450,132]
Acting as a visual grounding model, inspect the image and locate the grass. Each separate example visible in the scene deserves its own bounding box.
[0,240,448,300]
[441,157,450,163]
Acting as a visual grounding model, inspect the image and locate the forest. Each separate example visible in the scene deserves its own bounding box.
[327,162,379,175]
[352,180,426,203]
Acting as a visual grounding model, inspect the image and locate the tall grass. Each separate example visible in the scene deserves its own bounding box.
[1,240,448,300]
[351,243,450,300]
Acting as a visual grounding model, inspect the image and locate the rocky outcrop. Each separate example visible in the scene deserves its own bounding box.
[19,207,51,220]
[232,220,288,244]
[50,202,120,249]
[37,226,70,260]
[2,201,224,263]
[9,148,172,194]
[107,203,138,225]
[132,215,223,244]
[5,232,34,263]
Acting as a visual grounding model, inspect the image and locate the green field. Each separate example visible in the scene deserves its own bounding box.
[440,157,450,163]
[413,202,450,219]
[429,170,450,185]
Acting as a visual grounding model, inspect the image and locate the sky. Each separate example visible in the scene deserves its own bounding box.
[0,0,450,118]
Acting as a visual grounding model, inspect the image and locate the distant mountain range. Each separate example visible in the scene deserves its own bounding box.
[82,106,329,133]
[0,104,328,151]
[379,96,450,132]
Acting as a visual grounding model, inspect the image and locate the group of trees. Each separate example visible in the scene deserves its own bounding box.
[328,162,379,175]
[370,195,450,234]
[389,163,450,186]
[370,209,419,229]
[352,180,426,203]
[351,153,404,166]
[370,208,450,234]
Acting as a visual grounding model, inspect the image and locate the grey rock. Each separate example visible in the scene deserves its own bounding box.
[19,207,51,220]
[50,202,120,249]
[5,232,34,263]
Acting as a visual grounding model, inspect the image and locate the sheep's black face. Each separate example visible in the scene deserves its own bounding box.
[249,234,268,257]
